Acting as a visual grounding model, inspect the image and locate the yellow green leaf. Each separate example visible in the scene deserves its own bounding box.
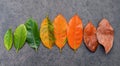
[40,16,55,49]
[4,29,13,51]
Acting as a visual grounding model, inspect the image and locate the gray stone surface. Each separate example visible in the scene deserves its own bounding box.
[0,0,120,66]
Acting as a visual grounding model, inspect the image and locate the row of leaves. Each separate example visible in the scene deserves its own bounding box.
[4,18,40,52]
[4,14,114,54]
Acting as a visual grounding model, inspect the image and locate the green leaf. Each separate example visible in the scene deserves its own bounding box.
[4,29,13,51]
[25,18,40,51]
[40,16,55,49]
[14,24,27,52]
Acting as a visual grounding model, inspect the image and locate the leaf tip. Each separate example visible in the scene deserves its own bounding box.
[6,48,10,51]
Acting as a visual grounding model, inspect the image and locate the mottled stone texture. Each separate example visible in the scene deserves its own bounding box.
[0,0,120,66]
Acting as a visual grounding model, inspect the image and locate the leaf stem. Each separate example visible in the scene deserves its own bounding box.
[16,48,19,53]
[74,49,76,53]
[35,48,38,52]
[59,48,62,53]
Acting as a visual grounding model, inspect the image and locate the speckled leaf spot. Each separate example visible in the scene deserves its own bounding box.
[97,18,114,54]
[84,22,98,52]
[14,24,27,52]
[53,14,68,52]
[67,14,83,52]
[25,18,40,51]
[4,29,13,51]
[40,16,55,49]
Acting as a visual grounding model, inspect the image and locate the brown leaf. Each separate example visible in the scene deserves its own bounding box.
[84,22,98,52]
[97,18,114,54]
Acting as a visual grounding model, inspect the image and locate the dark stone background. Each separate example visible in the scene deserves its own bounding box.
[0,0,120,66]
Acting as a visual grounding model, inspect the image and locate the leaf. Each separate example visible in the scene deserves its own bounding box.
[84,22,98,52]
[40,16,55,49]
[14,24,27,52]
[97,18,114,54]
[25,18,40,51]
[53,14,67,52]
[67,14,83,52]
[4,29,13,51]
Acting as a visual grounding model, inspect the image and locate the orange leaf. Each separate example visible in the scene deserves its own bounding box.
[53,14,68,52]
[67,14,83,51]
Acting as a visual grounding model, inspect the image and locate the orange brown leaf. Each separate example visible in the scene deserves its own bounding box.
[84,22,98,52]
